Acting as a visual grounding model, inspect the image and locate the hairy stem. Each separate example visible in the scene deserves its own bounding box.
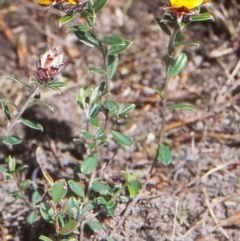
[5,85,40,136]
[149,24,180,175]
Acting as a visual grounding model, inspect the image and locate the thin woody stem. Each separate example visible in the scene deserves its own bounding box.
[5,85,40,136]
[149,24,180,175]
[85,18,110,129]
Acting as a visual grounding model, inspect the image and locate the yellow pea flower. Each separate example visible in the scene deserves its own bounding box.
[169,0,209,10]
[38,0,78,5]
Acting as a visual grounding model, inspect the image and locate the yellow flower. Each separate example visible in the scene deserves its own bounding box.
[169,0,209,10]
[38,0,78,5]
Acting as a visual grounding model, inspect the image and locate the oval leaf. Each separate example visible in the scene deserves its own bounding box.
[157,144,172,165]
[59,14,76,28]
[80,130,93,139]
[6,75,32,88]
[39,203,55,223]
[88,117,100,128]
[68,180,85,198]
[87,220,103,232]
[191,13,214,22]
[27,210,38,224]
[107,55,118,80]
[108,40,132,55]
[101,36,124,46]
[51,179,67,204]
[75,31,99,47]
[33,99,54,112]
[88,67,105,74]
[169,53,187,78]
[2,135,22,145]
[92,0,109,13]
[119,104,136,116]
[155,18,171,36]
[21,119,43,131]
[111,130,133,147]
[1,101,11,121]
[39,235,53,241]
[81,156,98,174]
[60,220,78,235]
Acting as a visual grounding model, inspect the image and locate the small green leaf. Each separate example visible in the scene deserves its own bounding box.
[129,179,140,197]
[101,36,124,46]
[60,220,78,235]
[174,41,199,47]
[15,164,28,173]
[19,180,30,191]
[6,75,32,88]
[119,196,128,203]
[155,18,171,35]
[168,103,196,111]
[191,13,214,22]
[105,237,115,241]
[39,203,55,223]
[81,156,98,174]
[7,156,16,172]
[56,215,65,231]
[127,185,135,198]
[157,145,172,165]
[39,235,53,241]
[92,180,109,195]
[20,119,43,131]
[107,207,115,217]
[34,98,54,111]
[119,104,135,116]
[82,7,96,18]
[87,141,96,151]
[92,0,109,13]
[154,87,163,99]
[97,196,107,205]
[68,24,90,32]
[80,130,93,139]
[31,190,41,204]
[10,190,23,199]
[163,54,175,66]
[59,14,76,28]
[121,171,129,182]
[108,40,132,55]
[87,221,103,232]
[104,100,119,116]
[27,210,38,224]
[89,67,105,74]
[2,135,22,145]
[45,81,68,89]
[75,31,99,47]
[89,104,101,118]
[169,53,187,78]
[51,179,67,204]
[107,55,118,80]
[1,101,11,121]
[95,128,107,141]
[88,117,100,128]
[68,180,85,198]
[111,130,133,147]
[106,200,115,209]
[67,197,81,220]
[6,99,20,111]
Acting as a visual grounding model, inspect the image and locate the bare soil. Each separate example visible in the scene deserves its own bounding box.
[1,0,240,240]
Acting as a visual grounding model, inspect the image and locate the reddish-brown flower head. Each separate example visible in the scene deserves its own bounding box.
[36,47,67,85]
